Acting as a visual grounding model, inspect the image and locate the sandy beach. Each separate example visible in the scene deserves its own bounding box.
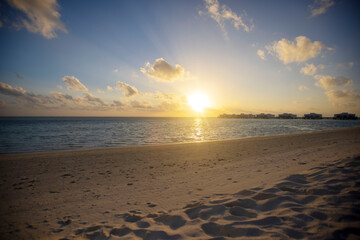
[0,127,360,240]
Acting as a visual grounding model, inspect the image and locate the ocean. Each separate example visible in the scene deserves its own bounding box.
[1,117,359,155]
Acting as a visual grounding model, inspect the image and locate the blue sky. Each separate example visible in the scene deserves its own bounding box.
[0,0,359,116]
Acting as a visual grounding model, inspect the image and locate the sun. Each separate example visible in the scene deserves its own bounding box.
[187,92,210,113]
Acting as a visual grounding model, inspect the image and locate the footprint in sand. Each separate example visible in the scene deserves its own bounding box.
[68,157,360,240]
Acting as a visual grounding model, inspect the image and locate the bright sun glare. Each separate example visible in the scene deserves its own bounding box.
[187,93,210,113]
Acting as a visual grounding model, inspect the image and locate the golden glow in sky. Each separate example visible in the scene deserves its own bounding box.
[187,93,211,113]
[0,0,359,117]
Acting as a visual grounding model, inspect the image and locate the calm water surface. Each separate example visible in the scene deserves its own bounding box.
[1,117,359,154]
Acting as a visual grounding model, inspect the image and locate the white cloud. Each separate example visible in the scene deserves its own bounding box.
[115,81,138,97]
[0,82,26,96]
[141,58,185,82]
[50,91,112,111]
[0,82,55,106]
[300,63,317,76]
[51,91,112,110]
[140,92,154,98]
[315,75,352,89]
[325,89,360,109]
[111,100,125,108]
[51,91,79,104]
[56,85,63,90]
[96,89,104,94]
[310,0,335,17]
[326,89,360,99]
[113,69,119,73]
[130,100,153,109]
[325,89,360,101]
[266,36,330,64]
[83,93,107,106]
[257,49,266,60]
[200,0,253,39]
[6,0,67,39]
[62,76,88,91]
[107,86,113,91]
[298,85,309,91]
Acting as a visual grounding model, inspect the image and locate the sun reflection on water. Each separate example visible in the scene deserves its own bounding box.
[191,118,205,142]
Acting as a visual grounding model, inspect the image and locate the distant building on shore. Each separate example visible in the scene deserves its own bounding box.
[239,113,255,118]
[219,113,295,119]
[218,113,276,119]
[218,112,358,120]
[218,113,255,118]
[278,113,297,119]
[304,113,322,119]
[333,112,357,120]
[256,113,275,119]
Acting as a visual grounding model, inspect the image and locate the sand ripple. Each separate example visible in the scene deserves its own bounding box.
[65,156,360,239]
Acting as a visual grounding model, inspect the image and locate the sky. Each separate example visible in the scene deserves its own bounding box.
[0,0,359,117]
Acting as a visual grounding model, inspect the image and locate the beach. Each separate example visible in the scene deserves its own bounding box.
[0,127,359,239]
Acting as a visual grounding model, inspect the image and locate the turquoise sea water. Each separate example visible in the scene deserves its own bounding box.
[0,117,359,154]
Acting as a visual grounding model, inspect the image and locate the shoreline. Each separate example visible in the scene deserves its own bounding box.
[1,126,360,158]
[0,126,359,239]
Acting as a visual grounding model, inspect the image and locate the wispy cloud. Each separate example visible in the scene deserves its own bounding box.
[6,0,67,39]
[62,76,88,91]
[300,63,317,76]
[115,81,138,97]
[337,62,355,69]
[257,49,266,60]
[266,36,331,64]
[16,72,24,79]
[309,0,335,17]
[298,85,309,91]
[199,0,253,39]
[153,91,176,100]
[314,75,352,89]
[141,58,185,82]
[131,72,139,79]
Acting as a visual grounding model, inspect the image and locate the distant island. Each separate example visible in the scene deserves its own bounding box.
[218,112,358,120]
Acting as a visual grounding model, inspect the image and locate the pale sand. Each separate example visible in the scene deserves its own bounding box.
[0,127,360,239]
